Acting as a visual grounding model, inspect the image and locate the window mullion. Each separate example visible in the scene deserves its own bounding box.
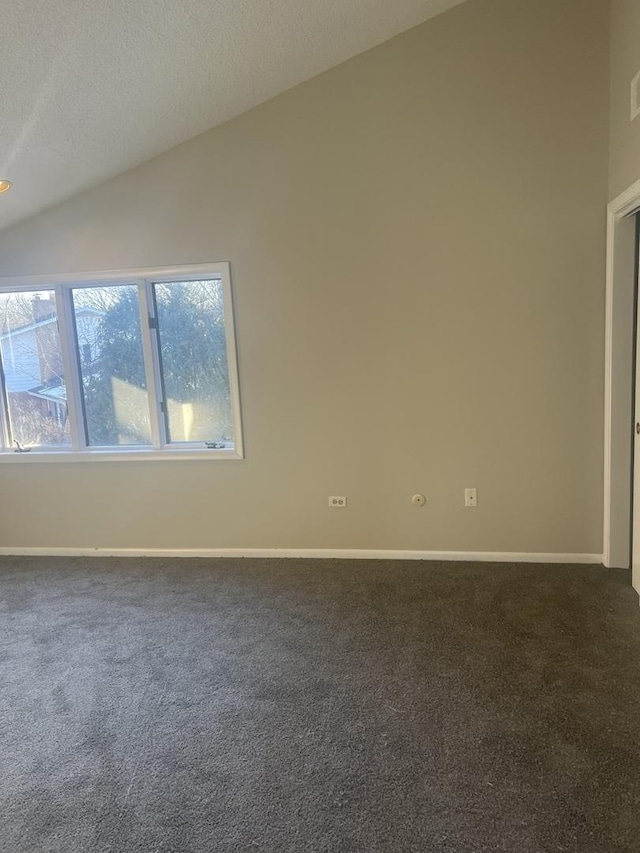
[55,285,86,451]
[0,349,11,450]
[138,281,166,449]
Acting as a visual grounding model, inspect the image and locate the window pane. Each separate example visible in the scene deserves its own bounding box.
[72,285,152,446]
[0,290,71,448]
[154,279,234,446]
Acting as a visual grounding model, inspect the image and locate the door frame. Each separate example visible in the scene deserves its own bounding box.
[604,179,640,568]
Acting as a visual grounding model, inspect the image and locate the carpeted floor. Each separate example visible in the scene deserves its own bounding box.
[1,557,639,852]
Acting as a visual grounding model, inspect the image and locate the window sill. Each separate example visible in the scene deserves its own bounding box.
[0,448,243,463]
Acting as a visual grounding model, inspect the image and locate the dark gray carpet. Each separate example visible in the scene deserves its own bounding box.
[1,557,639,853]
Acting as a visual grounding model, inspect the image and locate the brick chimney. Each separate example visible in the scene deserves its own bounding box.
[32,295,56,323]
[32,295,59,384]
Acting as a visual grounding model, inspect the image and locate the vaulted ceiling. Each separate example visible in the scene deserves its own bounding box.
[0,0,472,232]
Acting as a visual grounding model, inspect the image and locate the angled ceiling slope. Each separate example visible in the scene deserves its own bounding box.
[0,0,472,233]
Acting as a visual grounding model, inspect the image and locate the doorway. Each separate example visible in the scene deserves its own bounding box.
[604,180,640,573]
[632,214,640,594]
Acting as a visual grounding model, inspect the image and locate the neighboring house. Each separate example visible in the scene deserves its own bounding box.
[0,300,103,432]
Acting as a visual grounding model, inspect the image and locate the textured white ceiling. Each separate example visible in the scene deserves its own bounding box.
[0,0,470,232]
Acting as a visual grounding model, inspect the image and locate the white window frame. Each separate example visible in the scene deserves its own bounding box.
[0,263,244,462]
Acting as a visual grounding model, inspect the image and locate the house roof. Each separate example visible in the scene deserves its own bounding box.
[27,381,67,404]
[0,307,103,341]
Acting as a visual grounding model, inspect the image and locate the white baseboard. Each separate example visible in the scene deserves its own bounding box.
[0,547,603,564]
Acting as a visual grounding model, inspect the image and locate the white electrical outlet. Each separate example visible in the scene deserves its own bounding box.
[464,488,477,507]
[329,496,347,508]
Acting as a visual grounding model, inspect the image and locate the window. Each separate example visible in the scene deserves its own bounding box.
[0,290,70,449]
[0,264,243,460]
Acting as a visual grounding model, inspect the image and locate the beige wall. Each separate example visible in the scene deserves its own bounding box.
[0,0,609,554]
[610,0,640,200]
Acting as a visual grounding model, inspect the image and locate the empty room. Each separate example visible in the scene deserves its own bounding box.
[1,0,640,850]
